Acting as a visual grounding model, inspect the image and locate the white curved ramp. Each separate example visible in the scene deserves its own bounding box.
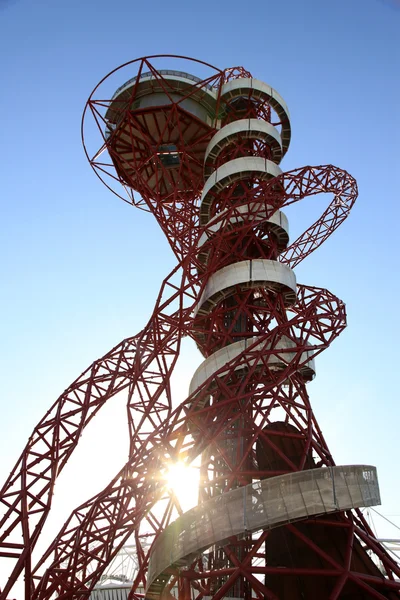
[200,157,282,225]
[146,465,380,600]
[197,204,289,269]
[195,259,296,315]
[204,118,283,176]
[189,335,316,400]
[221,78,291,153]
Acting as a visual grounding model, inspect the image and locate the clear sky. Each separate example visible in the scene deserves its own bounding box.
[0,0,399,591]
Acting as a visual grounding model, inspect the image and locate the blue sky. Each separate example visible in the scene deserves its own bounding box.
[0,0,399,587]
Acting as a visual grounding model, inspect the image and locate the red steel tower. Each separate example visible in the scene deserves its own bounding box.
[1,55,399,599]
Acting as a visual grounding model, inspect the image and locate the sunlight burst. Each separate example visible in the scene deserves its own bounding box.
[165,461,199,511]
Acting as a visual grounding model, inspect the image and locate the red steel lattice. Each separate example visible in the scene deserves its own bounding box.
[1,55,399,600]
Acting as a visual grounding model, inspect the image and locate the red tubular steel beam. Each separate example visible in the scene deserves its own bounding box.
[0,55,399,600]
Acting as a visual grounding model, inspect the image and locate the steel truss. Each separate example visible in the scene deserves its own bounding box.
[1,55,398,600]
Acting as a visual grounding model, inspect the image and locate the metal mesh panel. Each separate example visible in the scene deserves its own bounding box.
[90,587,131,600]
[147,465,380,590]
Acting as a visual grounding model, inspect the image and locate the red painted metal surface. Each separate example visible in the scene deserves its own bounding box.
[1,55,399,599]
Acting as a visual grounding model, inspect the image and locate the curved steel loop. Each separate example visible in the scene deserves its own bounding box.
[279,165,358,268]
[199,164,357,270]
[0,334,142,600]
[0,158,355,598]
[31,283,346,599]
[5,51,400,600]
[0,259,199,600]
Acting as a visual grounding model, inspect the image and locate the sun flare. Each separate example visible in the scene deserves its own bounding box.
[165,461,199,511]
